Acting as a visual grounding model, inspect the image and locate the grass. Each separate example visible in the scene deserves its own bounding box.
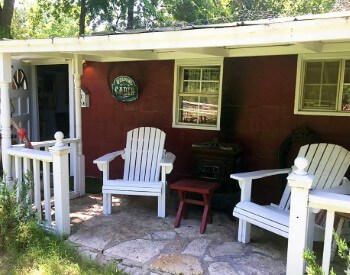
[0,176,123,275]
[0,231,122,275]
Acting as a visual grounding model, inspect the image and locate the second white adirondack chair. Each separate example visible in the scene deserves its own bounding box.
[231,143,350,244]
[93,127,175,217]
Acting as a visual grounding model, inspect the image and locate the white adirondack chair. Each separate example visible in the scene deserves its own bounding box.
[93,127,175,217]
[231,143,350,244]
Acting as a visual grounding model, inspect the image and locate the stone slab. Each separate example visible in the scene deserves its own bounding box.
[151,254,203,275]
[104,239,168,263]
[182,238,211,256]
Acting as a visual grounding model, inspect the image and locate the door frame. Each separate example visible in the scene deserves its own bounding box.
[30,60,74,142]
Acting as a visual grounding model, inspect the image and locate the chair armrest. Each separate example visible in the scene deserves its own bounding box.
[160,152,176,174]
[230,168,291,181]
[93,150,124,171]
[231,168,291,202]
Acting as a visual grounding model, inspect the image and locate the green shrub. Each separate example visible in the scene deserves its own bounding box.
[0,174,39,252]
[0,175,122,274]
[303,232,350,275]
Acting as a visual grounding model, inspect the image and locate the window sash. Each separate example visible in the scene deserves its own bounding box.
[175,64,222,128]
[299,59,350,113]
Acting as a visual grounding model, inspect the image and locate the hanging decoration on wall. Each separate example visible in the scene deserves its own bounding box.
[12,69,28,90]
[111,75,138,102]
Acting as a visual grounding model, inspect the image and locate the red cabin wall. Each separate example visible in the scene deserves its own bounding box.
[81,56,350,203]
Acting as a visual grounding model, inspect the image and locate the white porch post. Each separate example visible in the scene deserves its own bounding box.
[0,53,12,181]
[49,131,70,235]
[286,157,314,275]
[73,55,85,195]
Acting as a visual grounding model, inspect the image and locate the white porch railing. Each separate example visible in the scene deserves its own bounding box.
[12,135,81,197]
[7,132,71,235]
[286,157,350,275]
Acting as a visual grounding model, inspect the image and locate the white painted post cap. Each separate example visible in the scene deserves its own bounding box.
[54,131,64,147]
[294,157,308,175]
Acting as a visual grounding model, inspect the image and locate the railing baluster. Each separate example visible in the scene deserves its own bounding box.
[322,210,335,275]
[33,159,42,220]
[14,155,22,199]
[23,157,31,174]
[23,157,32,203]
[43,161,51,223]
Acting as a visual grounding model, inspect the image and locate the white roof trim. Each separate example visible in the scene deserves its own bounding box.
[2,12,350,62]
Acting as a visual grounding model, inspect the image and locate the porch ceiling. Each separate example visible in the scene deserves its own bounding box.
[4,12,350,64]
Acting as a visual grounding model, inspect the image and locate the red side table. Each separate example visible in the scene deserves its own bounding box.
[170,179,220,234]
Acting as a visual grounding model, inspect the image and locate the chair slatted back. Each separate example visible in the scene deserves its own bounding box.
[279,143,350,210]
[123,127,166,182]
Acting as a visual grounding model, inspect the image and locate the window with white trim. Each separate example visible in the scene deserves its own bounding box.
[295,54,350,116]
[173,59,223,130]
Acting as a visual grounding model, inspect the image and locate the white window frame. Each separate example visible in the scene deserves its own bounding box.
[172,58,224,130]
[294,53,350,116]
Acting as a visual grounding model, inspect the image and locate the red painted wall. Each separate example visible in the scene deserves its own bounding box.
[82,60,218,183]
[82,56,350,203]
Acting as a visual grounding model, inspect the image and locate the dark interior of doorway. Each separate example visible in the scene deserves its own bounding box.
[37,64,69,140]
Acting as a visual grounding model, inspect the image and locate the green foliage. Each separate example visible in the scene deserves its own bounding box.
[304,248,330,275]
[278,0,336,16]
[0,25,11,39]
[303,232,349,275]
[0,175,121,274]
[9,0,347,38]
[11,0,79,39]
[0,174,38,252]
[334,233,350,272]
[89,0,166,31]
[163,0,231,24]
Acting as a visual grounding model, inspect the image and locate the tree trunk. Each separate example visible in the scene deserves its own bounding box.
[79,0,87,36]
[126,0,134,29]
[0,0,15,38]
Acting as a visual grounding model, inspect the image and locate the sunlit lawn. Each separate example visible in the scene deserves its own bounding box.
[0,177,122,275]
[0,230,122,275]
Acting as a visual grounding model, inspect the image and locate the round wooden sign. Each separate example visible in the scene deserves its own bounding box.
[111,75,138,102]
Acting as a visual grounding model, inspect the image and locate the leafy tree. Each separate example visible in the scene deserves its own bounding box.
[10,0,349,39]
[12,0,79,39]
[0,0,15,38]
[87,0,164,31]
[163,0,231,24]
[281,0,336,16]
[228,0,337,21]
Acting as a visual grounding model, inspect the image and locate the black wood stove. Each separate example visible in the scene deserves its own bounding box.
[191,140,242,212]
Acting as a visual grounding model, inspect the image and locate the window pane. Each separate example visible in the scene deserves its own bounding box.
[303,85,320,108]
[202,82,219,94]
[198,97,218,125]
[202,68,220,81]
[342,85,350,111]
[179,110,198,123]
[344,61,350,84]
[179,96,198,110]
[322,61,339,84]
[184,69,201,80]
[179,95,199,123]
[305,62,322,84]
[320,85,337,110]
[183,81,200,93]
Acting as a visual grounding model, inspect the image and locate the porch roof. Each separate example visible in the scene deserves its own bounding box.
[2,11,350,63]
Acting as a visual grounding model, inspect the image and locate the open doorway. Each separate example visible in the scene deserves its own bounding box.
[37,64,69,140]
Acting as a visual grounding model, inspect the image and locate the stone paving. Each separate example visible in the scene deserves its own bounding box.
[67,192,292,275]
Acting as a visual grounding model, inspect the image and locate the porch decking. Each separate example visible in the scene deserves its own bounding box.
[68,191,290,274]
